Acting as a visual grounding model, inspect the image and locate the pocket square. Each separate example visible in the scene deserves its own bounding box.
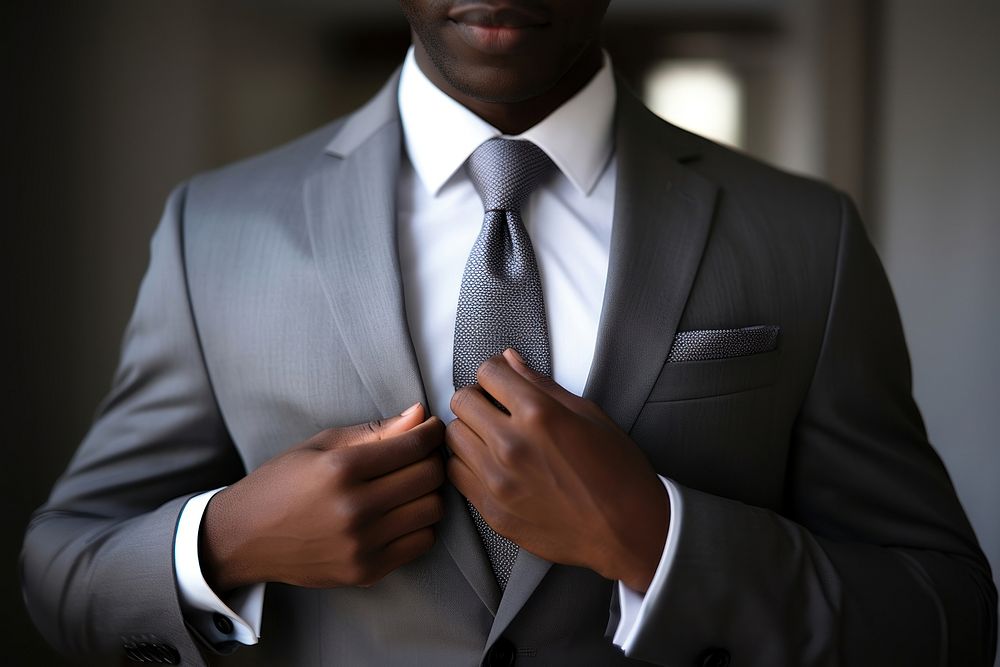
[666,325,780,363]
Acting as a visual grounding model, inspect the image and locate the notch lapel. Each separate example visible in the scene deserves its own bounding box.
[485,550,551,649]
[442,484,502,614]
[486,89,718,643]
[583,89,718,432]
[303,80,425,420]
[303,73,500,615]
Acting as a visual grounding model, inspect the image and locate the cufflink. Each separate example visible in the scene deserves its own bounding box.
[213,612,234,635]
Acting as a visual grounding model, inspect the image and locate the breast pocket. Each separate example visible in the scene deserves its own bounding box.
[645,347,780,403]
[635,348,783,506]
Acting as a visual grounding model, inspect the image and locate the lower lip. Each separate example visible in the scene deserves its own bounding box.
[452,21,540,54]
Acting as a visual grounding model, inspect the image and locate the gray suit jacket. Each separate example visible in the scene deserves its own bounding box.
[22,71,997,666]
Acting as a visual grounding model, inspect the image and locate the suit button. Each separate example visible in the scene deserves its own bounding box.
[213,612,234,635]
[483,636,517,667]
[698,647,731,667]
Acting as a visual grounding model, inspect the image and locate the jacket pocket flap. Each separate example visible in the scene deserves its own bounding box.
[647,346,780,402]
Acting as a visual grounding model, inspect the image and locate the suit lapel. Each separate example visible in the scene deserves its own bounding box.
[486,550,552,648]
[303,77,426,419]
[486,88,718,643]
[442,484,502,614]
[583,88,718,433]
[303,73,501,615]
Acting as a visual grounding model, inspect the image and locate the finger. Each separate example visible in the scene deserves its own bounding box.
[447,457,516,540]
[502,349,618,428]
[444,419,493,476]
[345,402,426,445]
[370,526,437,580]
[474,353,552,417]
[373,402,426,439]
[450,384,508,440]
[501,348,579,411]
[446,455,488,512]
[340,416,445,479]
[362,454,445,511]
[311,403,426,451]
[368,493,444,546]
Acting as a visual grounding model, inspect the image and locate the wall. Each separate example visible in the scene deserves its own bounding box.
[877,1,1000,662]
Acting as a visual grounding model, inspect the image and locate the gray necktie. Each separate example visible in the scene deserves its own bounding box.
[454,137,554,591]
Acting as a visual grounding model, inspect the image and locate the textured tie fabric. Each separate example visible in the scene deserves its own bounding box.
[453,138,554,591]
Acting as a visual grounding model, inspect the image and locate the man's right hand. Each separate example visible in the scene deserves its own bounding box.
[200,404,445,593]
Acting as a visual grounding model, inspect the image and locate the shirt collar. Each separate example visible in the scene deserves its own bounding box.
[398,46,616,197]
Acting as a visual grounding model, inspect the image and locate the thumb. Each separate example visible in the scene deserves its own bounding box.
[502,348,576,404]
[340,403,426,447]
[378,402,426,438]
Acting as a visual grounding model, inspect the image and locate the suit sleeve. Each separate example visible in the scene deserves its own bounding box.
[20,183,247,665]
[619,194,997,666]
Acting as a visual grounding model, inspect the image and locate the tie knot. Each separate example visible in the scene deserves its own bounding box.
[467,138,554,212]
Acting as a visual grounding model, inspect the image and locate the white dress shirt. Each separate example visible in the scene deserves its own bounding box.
[174,47,682,656]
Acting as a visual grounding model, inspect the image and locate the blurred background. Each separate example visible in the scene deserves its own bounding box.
[4,0,998,663]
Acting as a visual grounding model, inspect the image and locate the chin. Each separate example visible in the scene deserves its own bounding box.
[445,65,556,105]
[428,39,585,106]
[408,7,603,109]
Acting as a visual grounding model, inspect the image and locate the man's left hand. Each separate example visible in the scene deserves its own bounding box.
[446,349,669,592]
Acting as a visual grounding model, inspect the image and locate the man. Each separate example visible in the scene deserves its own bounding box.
[21,0,997,665]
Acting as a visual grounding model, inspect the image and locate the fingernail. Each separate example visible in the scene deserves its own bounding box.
[504,348,525,364]
[401,402,421,416]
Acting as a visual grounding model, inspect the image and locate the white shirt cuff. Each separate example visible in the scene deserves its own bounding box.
[612,475,682,653]
[174,488,264,646]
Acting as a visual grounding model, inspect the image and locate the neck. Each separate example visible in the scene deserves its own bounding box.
[412,45,603,135]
